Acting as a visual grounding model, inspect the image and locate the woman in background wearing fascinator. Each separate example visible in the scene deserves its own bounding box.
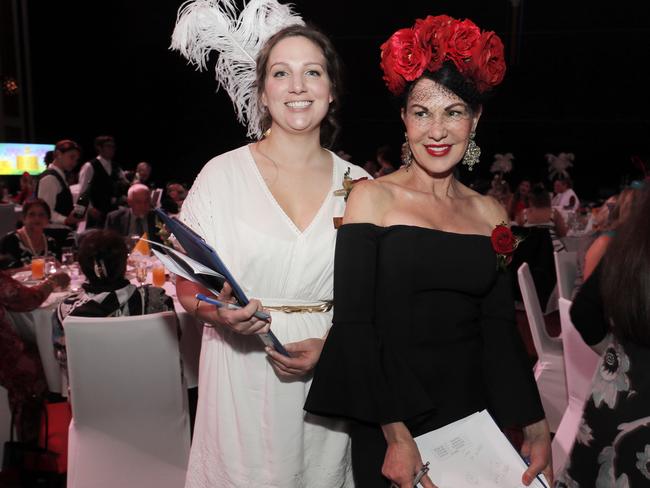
[306,14,552,487]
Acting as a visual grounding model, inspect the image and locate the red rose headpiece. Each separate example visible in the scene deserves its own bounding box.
[380,15,506,96]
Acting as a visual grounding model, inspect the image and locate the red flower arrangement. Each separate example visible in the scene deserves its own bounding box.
[491,222,523,270]
[380,15,506,95]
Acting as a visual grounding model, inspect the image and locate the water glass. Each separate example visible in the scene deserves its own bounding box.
[61,247,75,267]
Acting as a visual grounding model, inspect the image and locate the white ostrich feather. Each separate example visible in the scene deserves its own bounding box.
[546,152,574,180]
[170,0,304,139]
[490,152,514,174]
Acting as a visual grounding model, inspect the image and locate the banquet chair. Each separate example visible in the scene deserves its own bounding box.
[517,262,567,433]
[64,311,190,488]
[551,298,600,477]
[0,204,17,239]
[554,251,577,301]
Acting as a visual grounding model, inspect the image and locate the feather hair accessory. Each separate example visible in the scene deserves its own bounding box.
[490,153,514,174]
[171,0,304,139]
[545,152,574,180]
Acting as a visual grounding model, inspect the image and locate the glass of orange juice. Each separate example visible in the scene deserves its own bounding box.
[152,264,166,287]
[31,257,45,280]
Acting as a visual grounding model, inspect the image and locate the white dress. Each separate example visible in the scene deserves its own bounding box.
[181,145,368,488]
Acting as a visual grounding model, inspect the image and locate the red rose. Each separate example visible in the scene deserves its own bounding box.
[473,31,506,92]
[491,224,515,255]
[415,15,455,72]
[446,19,482,75]
[380,37,407,95]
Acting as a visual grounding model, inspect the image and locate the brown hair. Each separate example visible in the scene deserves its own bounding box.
[22,198,51,220]
[254,24,344,148]
[78,229,128,286]
[601,187,650,346]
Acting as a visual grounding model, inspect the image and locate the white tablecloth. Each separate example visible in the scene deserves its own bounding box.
[6,279,203,394]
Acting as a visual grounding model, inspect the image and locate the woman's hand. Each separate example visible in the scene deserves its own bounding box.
[382,423,436,488]
[48,271,71,290]
[266,338,324,379]
[521,418,552,486]
[213,282,270,335]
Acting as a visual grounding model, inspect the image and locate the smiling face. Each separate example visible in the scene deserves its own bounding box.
[260,35,333,136]
[401,78,480,175]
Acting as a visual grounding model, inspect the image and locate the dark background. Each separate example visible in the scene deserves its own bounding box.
[25,0,650,201]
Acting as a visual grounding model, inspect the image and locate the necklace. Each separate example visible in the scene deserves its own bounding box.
[19,227,47,256]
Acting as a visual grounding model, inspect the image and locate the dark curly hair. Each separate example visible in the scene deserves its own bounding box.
[78,229,127,286]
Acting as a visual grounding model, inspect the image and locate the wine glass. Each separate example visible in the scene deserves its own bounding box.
[134,259,148,286]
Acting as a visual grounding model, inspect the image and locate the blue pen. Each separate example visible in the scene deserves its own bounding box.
[195,293,271,321]
[195,294,291,357]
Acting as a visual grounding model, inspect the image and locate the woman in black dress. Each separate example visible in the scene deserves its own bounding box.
[305,14,552,487]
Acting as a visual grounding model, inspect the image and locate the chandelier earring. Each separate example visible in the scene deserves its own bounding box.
[401,133,413,169]
[462,132,481,171]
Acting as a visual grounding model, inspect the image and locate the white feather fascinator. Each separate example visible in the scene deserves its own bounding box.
[490,153,514,174]
[545,152,574,180]
[171,0,304,139]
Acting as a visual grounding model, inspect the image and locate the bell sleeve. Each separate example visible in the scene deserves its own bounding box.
[305,224,435,425]
[480,270,545,428]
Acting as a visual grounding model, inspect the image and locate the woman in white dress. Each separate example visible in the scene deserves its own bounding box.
[175,24,369,487]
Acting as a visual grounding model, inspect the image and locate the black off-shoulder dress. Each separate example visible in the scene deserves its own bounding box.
[305,223,545,486]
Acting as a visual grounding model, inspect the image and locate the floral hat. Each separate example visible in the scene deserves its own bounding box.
[380,15,506,96]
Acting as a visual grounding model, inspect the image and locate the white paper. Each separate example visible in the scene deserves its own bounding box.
[415,410,549,488]
[144,239,225,278]
[152,249,222,297]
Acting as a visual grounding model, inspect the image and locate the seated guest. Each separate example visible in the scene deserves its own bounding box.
[509,178,531,221]
[160,181,187,214]
[1,268,69,441]
[52,229,174,375]
[557,186,650,486]
[35,139,82,229]
[13,171,35,205]
[132,161,156,189]
[583,184,642,280]
[0,199,59,269]
[551,175,580,218]
[105,184,163,243]
[516,183,567,251]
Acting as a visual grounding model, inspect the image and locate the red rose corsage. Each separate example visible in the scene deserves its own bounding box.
[491,222,523,271]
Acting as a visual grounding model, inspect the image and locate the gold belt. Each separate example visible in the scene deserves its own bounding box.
[263,301,333,314]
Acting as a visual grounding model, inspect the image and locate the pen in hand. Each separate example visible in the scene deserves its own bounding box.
[195,293,271,321]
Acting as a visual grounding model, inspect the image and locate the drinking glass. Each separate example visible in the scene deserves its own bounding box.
[31,257,45,280]
[152,264,166,287]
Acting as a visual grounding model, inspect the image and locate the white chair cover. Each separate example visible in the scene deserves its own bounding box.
[64,311,190,488]
[554,251,577,301]
[0,386,10,463]
[551,297,600,477]
[517,262,567,432]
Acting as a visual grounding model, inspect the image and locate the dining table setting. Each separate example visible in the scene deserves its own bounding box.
[5,251,203,396]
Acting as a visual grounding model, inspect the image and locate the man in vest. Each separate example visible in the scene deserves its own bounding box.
[36,139,82,228]
[77,135,129,228]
